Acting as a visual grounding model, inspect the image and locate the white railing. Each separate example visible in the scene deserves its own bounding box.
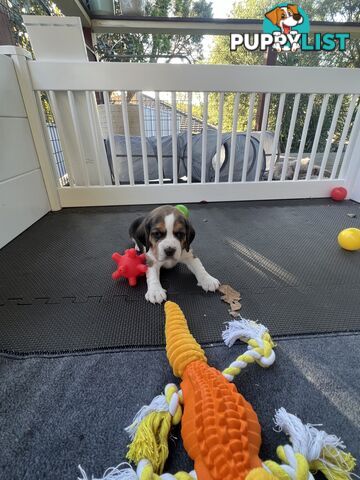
[27,61,360,206]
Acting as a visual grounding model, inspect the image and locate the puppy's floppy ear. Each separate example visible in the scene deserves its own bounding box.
[130,216,151,251]
[184,219,195,252]
[143,218,152,251]
[265,6,281,25]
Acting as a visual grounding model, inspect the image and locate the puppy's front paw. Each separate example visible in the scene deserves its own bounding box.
[145,286,167,304]
[198,274,220,292]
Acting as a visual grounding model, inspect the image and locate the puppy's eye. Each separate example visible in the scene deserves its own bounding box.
[281,13,286,18]
[152,231,163,240]
[175,232,185,240]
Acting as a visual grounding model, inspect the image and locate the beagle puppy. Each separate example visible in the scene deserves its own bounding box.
[129,205,220,303]
[265,4,303,51]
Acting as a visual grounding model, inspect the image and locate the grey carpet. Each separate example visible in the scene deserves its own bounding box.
[0,334,359,479]
[0,199,360,353]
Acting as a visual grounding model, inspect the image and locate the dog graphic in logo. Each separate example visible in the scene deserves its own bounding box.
[231,6,347,54]
[264,4,305,52]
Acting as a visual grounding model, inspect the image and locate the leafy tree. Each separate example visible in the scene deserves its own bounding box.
[96,0,213,63]
[206,1,359,154]
[5,0,213,64]
[312,0,360,68]
[96,0,213,101]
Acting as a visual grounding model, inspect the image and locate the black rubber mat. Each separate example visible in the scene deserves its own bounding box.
[0,199,360,354]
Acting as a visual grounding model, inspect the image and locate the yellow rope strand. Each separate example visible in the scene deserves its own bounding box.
[245,447,310,480]
[222,332,276,381]
[310,447,356,480]
[126,411,171,472]
[137,459,196,480]
[126,385,183,474]
[245,442,356,480]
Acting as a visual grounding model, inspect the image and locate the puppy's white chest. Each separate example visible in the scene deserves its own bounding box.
[162,258,178,269]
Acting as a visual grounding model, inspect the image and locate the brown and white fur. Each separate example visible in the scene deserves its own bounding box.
[129,205,220,304]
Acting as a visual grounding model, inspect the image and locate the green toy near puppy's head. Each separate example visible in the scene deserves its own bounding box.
[175,204,189,219]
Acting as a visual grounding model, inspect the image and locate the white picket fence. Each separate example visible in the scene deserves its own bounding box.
[6,52,360,208]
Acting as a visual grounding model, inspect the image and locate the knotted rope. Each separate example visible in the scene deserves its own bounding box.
[246,409,357,480]
[221,318,276,381]
[125,384,183,473]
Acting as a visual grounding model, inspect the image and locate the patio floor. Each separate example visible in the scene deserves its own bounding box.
[0,199,359,478]
[1,199,360,353]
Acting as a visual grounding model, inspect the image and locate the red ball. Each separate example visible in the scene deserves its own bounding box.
[331,187,347,201]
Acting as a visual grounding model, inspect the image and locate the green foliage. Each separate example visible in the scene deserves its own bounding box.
[96,0,213,62]
[207,1,360,154]
[6,0,212,64]
[270,93,352,152]
[40,92,54,123]
[176,100,203,120]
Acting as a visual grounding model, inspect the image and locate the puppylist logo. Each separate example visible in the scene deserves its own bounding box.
[230,3,350,53]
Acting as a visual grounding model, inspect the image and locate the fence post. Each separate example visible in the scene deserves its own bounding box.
[346,124,360,202]
[0,46,61,211]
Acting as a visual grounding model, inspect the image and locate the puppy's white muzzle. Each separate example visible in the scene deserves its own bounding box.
[157,238,182,263]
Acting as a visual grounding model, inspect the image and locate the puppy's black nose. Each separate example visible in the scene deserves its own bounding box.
[293,13,301,20]
[164,247,176,257]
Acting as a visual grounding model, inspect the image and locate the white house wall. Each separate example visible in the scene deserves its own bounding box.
[0,54,50,249]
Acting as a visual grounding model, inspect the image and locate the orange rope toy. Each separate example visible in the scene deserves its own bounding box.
[78,301,356,480]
